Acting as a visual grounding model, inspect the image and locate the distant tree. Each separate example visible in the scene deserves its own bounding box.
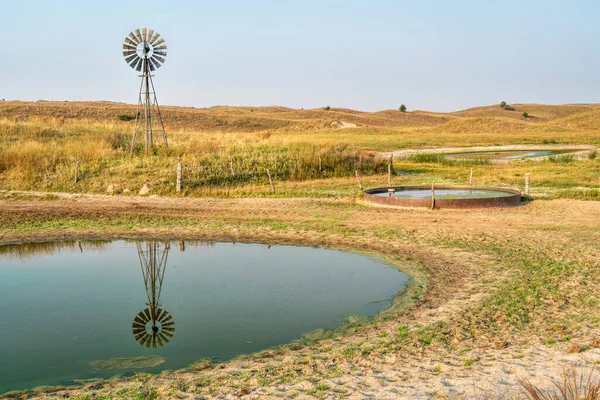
[323,105,331,111]
[500,101,507,108]
[399,104,407,113]
[523,112,529,119]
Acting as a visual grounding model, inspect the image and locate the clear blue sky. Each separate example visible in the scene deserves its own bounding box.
[1,0,599,111]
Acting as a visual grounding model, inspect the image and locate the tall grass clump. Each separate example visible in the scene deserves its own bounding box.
[0,117,387,193]
[519,366,600,400]
[548,154,576,164]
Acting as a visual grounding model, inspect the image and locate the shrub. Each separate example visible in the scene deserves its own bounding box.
[323,106,331,111]
[399,104,407,113]
[523,112,529,119]
[504,105,516,111]
[500,101,507,108]
[588,150,597,160]
[116,114,136,121]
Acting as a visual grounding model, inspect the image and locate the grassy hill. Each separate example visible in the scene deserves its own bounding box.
[0,100,598,197]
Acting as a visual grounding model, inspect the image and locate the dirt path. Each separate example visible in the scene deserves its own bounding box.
[1,192,599,399]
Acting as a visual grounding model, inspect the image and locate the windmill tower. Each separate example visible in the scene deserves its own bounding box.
[122,28,169,154]
[132,241,175,348]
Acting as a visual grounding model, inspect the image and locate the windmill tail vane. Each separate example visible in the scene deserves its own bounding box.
[132,241,175,348]
[123,28,168,155]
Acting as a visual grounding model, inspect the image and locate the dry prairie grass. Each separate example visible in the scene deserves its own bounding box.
[1,100,599,196]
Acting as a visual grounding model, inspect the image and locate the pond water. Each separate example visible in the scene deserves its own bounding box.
[375,189,514,199]
[0,241,409,394]
[443,149,572,160]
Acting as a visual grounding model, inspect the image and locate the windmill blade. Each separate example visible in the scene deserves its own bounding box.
[135,29,143,43]
[156,334,164,347]
[128,32,139,44]
[148,58,156,72]
[142,28,148,42]
[152,55,165,64]
[143,308,152,321]
[144,335,152,348]
[134,332,147,342]
[125,38,137,47]
[154,45,167,51]
[129,56,141,69]
[147,29,155,43]
[153,51,167,57]
[151,334,157,349]
[162,330,174,338]
[135,311,147,323]
[125,54,138,65]
[123,43,137,51]
[154,38,165,47]
[150,57,163,69]
[123,51,136,59]
[150,32,160,44]
[159,332,170,344]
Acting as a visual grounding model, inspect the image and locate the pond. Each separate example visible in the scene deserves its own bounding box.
[0,240,410,394]
[375,188,515,199]
[442,149,573,160]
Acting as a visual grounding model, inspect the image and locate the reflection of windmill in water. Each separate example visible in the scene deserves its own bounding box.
[132,242,175,348]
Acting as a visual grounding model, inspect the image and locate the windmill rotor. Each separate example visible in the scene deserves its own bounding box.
[122,29,167,73]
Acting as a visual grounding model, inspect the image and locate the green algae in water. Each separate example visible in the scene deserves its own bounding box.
[89,355,166,370]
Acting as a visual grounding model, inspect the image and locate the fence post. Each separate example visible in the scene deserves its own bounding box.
[525,172,531,195]
[355,170,363,191]
[318,153,322,174]
[230,157,236,177]
[266,169,275,192]
[176,163,183,192]
[469,168,473,193]
[431,181,436,209]
[74,160,80,184]
[388,155,393,187]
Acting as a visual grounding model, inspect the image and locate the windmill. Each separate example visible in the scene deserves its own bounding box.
[122,28,169,154]
[132,241,175,348]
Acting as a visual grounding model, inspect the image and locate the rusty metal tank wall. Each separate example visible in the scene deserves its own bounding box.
[363,186,522,209]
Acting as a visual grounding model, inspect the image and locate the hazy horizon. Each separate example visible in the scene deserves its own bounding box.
[2,0,599,112]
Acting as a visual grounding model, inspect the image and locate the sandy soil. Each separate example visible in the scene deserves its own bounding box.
[1,192,599,399]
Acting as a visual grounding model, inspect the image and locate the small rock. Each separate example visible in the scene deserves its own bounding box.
[107,184,114,194]
[138,184,150,195]
[123,189,131,194]
[566,344,583,353]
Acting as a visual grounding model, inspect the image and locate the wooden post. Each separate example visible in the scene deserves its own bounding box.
[176,163,183,192]
[355,170,363,191]
[469,168,473,193]
[74,160,80,184]
[431,181,436,209]
[524,172,531,195]
[230,157,236,177]
[388,155,393,187]
[266,169,275,192]
[179,241,185,252]
[318,153,322,174]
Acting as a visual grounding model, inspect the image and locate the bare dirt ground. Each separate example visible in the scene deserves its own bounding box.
[1,192,600,399]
